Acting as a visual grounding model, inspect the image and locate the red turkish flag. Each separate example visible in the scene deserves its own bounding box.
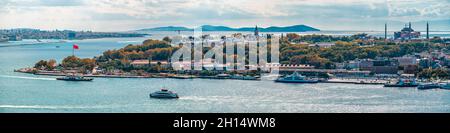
[73,44,79,50]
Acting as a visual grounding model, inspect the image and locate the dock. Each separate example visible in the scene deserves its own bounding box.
[321,78,387,85]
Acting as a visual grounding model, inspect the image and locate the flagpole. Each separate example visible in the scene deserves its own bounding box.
[72,44,75,56]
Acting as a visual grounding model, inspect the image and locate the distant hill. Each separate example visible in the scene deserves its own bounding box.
[139,26,192,31]
[138,25,320,32]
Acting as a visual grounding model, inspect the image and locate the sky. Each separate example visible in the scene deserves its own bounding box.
[0,0,449,32]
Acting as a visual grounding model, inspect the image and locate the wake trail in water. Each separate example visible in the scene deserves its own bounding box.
[117,41,140,43]
[0,75,56,81]
[0,105,106,109]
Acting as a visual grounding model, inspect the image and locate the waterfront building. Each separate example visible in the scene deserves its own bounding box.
[347,61,360,70]
[335,60,360,70]
[372,60,398,74]
[394,22,420,40]
[335,63,345,69]
[278,64,315,70]
[395,56,418,67]
[8,35,22,41]
[68,32,76,39]
[130,60,170,68]
[419,58,432,68]
[358,59,399,74]
[402,65,418,74]
[358,59,373,71]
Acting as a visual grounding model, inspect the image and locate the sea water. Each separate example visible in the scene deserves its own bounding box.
[0,32,449,113]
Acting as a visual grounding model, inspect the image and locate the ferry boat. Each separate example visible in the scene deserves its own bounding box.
[149,89,179,99]
[56,75,93,81]
[275,72,319,83]
[418,83,440,90]
[384,79,419,87]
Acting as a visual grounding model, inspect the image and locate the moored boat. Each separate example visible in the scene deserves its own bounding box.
[230,74,258,80]
[384,79,418,87]
[216,74,230,79]
[275,72,319,83]
[149,89,179,99]
[418,83,440,90]
[439,83,450,90]
[56,75,93,81]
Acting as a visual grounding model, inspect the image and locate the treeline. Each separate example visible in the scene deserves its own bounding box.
[284,33,382,44]
[33,34,450,74]
[97,39,177,61]
[280,38,447,69]
[34,56,96,73]
[94,39,178,72]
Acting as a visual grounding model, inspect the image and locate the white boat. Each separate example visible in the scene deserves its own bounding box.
[149,89,179,99]
[418,83,440,90]
[384,79,419,87]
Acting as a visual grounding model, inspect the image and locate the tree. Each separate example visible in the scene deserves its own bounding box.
[81,58,96,72]
[163,36,172,43]
[286,33,300,42]
[34,60,48,70]
[46,59,57,70]
[34,59,57,71]
[418,68,450,79]
[62,56,82,69]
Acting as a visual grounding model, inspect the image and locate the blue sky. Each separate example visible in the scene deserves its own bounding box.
[0,0,449,31]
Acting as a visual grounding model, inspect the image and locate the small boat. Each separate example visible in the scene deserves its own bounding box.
[439,83,450,90]
[149,89,179,99]
[171,75,195,79]
[275,72,319,83]
[230,74,258,80]
[384,79,418,87]
[216,74,230,79]
[56,75,93,81]
[418,83,440,90]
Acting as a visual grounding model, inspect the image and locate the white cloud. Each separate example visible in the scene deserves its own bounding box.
[0,0,448,31]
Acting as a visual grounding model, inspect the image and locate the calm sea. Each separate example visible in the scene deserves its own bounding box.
[0,31,449,113]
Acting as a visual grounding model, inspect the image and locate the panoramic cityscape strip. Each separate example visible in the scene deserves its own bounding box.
[1,0,450,114]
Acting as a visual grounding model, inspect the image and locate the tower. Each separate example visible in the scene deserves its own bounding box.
[408,22,412,40]
[254,25,259,36]
[385,23,387,40]
[409,22,412,31]
[426,21,429,40]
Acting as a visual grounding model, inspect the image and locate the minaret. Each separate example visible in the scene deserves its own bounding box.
[254,25,259,36]
[426,21,429,40]
[409,22,412,31]
[384,23,387,41]
[408,22,412,40]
